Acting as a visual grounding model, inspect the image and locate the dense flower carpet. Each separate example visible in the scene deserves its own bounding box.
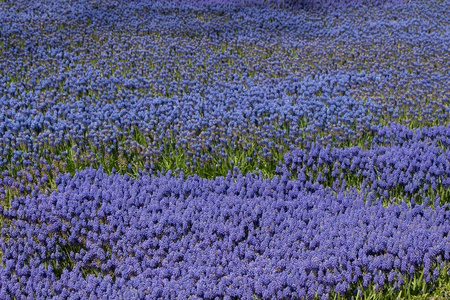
[1,0,450,298]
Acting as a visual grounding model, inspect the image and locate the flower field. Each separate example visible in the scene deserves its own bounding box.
[1,0,450,298]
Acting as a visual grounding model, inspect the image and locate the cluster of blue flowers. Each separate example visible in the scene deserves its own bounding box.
[1,0,450,298]
[280,124,450,203]
[1,167,450,299]
[0,0,449,180]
